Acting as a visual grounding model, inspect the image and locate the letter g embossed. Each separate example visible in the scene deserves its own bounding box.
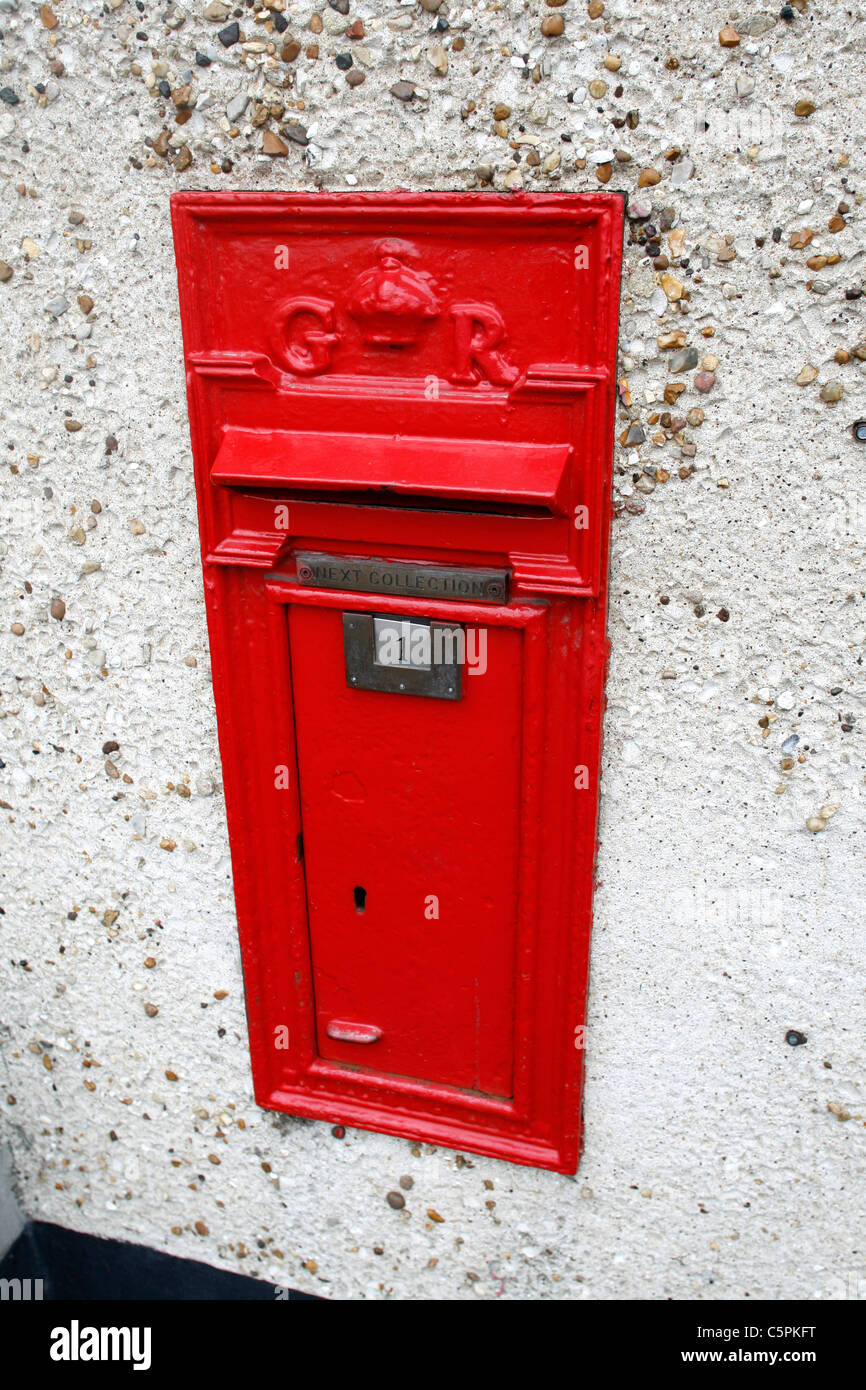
[276,296,339,374]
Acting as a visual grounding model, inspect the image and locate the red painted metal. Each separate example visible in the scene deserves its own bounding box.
[211,428,572,512]
[170,191,623,1174]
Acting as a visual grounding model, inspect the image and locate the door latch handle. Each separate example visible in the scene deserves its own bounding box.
[325,1020,382,1044]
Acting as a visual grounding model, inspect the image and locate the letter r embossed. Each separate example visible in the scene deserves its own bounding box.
[448,302,519,387]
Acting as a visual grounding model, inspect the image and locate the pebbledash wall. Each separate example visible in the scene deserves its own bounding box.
[0,0,863,1302]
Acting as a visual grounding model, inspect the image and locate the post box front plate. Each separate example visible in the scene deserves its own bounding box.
[171,191,624,1173]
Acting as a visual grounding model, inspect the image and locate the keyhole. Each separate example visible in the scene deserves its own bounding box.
[354,885,366,914]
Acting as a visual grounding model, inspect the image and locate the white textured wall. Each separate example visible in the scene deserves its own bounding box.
[1,0,864,1300]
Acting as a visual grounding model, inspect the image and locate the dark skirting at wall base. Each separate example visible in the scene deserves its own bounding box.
[0,1220,317,1301]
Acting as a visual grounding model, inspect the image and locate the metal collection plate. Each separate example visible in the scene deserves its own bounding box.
[343,613,463,700]
[296,552,508,604]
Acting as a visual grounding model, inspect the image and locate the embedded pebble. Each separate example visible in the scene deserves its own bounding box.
[740,14,776,36]
[262,130,288,157]
[226,93,249,123]
[669,348,698,373]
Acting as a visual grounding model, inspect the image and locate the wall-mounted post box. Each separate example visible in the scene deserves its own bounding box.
[171,192,623,1174]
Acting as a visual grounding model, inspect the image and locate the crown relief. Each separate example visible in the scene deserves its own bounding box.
[347,239,441,347]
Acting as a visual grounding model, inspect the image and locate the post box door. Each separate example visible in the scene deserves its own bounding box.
[289,603,523,1098]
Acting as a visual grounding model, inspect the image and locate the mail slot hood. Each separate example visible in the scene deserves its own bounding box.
[211,427,572,514]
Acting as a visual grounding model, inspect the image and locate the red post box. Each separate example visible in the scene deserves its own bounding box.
[171,192,623,1174]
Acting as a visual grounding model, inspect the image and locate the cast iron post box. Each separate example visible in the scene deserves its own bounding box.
[171,192,623,1174]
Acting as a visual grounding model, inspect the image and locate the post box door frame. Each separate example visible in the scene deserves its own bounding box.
[203,560,601,1173]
